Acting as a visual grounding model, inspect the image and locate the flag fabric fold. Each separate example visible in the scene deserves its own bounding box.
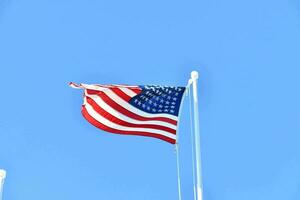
[70,82,186,144]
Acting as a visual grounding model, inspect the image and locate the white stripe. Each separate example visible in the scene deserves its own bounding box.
[85,103,176,140]
[84,94,177,130]
[103,88,178,121]
[119,87,138,97]
[69,82,82,89]
[97,84,140,89]
[71,83,141,90]
[80,84,141,93]
[81,84,106,91]
[111,84,140,88]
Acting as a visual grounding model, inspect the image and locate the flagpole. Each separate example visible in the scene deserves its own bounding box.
[0,169,6,200]
[190,71,203,200]
[175,144,182,200]
[188,79,197,200]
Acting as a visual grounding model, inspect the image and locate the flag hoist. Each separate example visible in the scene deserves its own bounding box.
[70,70,204,200]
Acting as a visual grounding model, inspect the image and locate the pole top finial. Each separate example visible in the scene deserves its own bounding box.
[191,71,199,80]
[0,169,6,179]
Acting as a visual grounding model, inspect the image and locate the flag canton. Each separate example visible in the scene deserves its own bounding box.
[129,85,186,116]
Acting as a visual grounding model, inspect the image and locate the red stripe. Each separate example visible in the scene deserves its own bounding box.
[107,86,142,96]
[82,106,176,144]
[85,89,100,95]
[85,89,178,125]
[86,97,176,134]
[96,84,141,90]
[109,88,132,101]
[90,86,141,98]
[129,88,142,94]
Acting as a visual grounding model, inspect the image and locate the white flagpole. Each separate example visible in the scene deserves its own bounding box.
[175,144,182,200]
[0,169,6,200]
[190,71,203,200]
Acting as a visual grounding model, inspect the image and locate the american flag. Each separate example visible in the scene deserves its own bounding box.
[70,83,186,144]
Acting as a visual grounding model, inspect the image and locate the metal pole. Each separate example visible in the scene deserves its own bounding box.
[190,71,203,200]
[174,80,191,200]
[0,169,6,200]
[188,79,197,200]
[175,144,182,200]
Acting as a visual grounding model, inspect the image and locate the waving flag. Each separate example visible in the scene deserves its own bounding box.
[70,83,186,144]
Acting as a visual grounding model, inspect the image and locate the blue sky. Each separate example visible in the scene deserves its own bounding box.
[1,0,300,199]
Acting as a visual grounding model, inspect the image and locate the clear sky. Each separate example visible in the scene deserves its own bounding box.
[1,0,300,199]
